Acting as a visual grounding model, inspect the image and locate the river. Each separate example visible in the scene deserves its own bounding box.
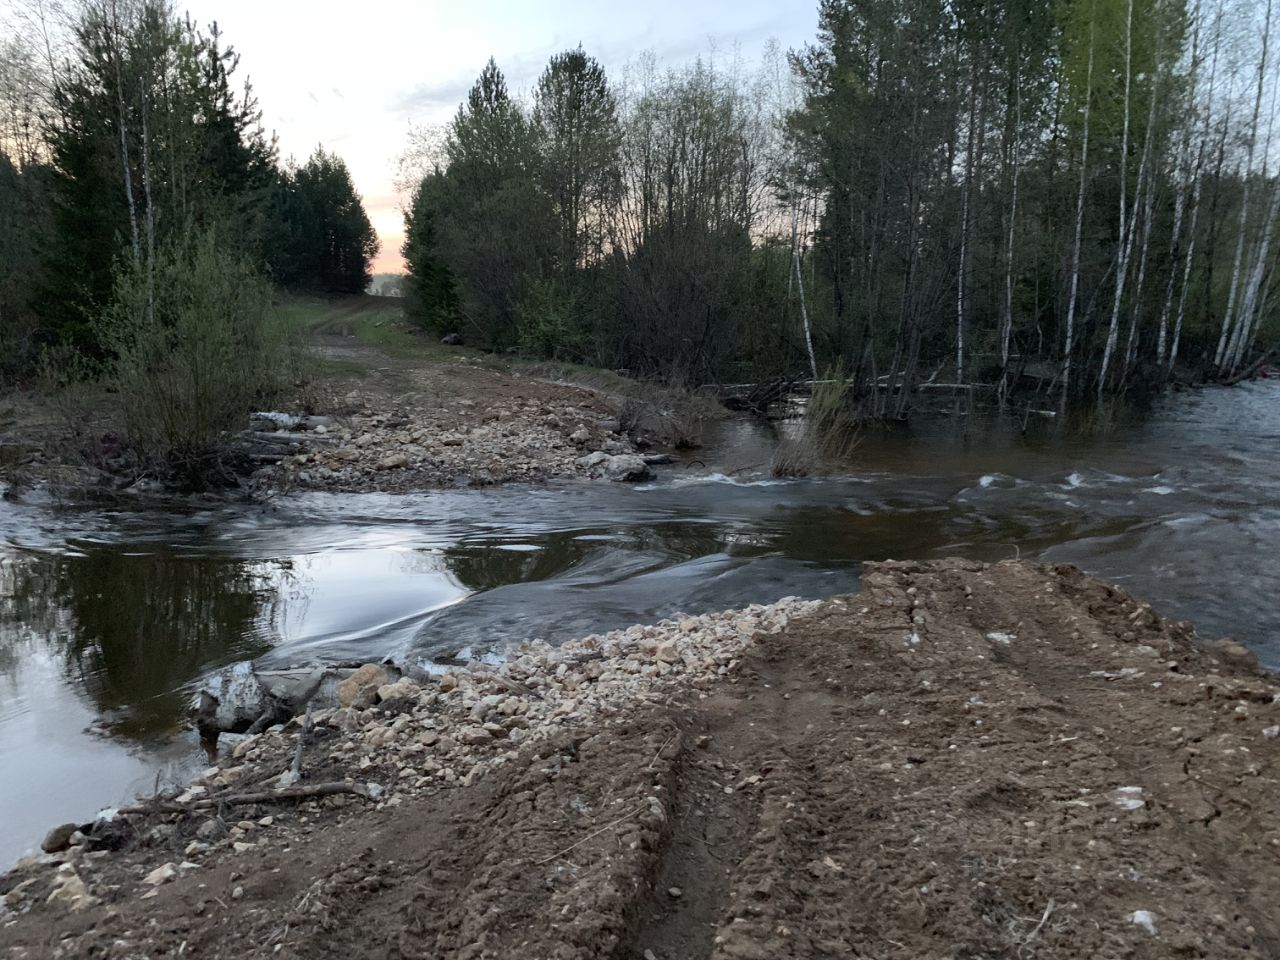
[1,380,1277,864]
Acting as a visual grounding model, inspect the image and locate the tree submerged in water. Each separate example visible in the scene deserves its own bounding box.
[399,0,1280,410]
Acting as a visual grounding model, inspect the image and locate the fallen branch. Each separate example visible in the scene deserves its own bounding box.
[534,803,647,866]
[116,781,375,816]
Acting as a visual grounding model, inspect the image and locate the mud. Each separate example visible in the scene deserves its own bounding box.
[3,559,1279,959]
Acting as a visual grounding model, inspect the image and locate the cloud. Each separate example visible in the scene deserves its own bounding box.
[390,14,798,118]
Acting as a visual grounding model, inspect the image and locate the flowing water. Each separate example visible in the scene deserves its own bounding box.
[1,381,1277,864]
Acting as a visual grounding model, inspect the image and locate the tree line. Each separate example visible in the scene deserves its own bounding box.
[0,0,377,375]
[401,0,1280,408]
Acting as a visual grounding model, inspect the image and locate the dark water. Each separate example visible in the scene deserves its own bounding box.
[1,381,1277,864]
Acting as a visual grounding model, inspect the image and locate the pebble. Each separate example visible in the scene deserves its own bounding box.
[143,863,177,886]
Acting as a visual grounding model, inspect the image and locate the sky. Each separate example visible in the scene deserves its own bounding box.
[179,0,819,274]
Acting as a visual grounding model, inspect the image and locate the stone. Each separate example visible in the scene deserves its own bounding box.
[377,453,409,470]
[440,333,462,345]
[570,427,591,445]
[457,725,494,746]
[143,862,178,886]
[1209,638,1261,671]
[438,673,458,693]
[41,822,80,854]
[196,819,225,841]
[654,642,680,664]
[603,455,652,483]
[576,451,611,470]
[337,664,391,709]
[46,871,96,912]
[3,878,40,910]
[233,841,256,853]
[377,678,419,703]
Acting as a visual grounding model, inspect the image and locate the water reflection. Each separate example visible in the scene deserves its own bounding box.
[1,551,280,737]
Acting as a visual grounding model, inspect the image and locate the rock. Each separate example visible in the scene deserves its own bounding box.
[377,453,409,470]
[1209,638,1261,671]
[233,841,256,853]
[143,862,178,886]
[46,869,95,912]
[457,725,494,746]
[337,664,391,709]
[41,822,80,854]
[654,642,680,664]
[174,785,208,804]
[438,673,458,693]
[570,427,591,445]
[377,678,419,703]
[604,455,652,482]
[196,819,225,841]
[3,878,39,909]
[441,333,462,345]
[643,453,675,465]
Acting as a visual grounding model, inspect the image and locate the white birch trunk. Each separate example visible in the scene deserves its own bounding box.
[1156,0,1204,366]
[1229,175,1280,369]
[1000,86,1022,404]
[1062,22,1096,408]
[108,0,140,261]
[1098,0,1136,400]
[1214,0,1272,370]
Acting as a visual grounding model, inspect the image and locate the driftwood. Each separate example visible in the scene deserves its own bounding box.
[116,781,376,817]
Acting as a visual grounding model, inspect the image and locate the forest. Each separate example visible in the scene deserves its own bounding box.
[400,0,1280,410]
[2,0,1280,440]
[0,0,376,361]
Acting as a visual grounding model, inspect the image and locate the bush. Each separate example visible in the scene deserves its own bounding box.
[96,230,298,484]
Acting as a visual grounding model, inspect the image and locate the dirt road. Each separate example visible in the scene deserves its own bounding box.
[3,559,1278,958]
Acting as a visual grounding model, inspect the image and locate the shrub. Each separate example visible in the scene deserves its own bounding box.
[96,230,298,485]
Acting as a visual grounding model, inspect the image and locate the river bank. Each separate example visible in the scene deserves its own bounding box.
[2,558,1277,958]
[0,298,712,498]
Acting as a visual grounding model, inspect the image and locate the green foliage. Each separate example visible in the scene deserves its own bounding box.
[41,2,277,353]
[516,278,584,361]
[0,154,53,380]
[533,47,621,271]
[96,229,294,484]
[401,172,459,332]
[273,147,379,294]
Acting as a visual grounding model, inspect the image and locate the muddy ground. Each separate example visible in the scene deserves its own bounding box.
[3,559,1279,959]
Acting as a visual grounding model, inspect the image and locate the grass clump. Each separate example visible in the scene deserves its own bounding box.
[770,365,860,478]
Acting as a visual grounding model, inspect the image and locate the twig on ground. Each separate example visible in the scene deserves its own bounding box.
[1022,898,1056,946]
[116,781,375,816]
[534,803,647,866]
[283,702,313,786]
[648,734,676,770]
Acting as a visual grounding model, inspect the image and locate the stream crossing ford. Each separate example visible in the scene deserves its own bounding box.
[0,380,1277,865]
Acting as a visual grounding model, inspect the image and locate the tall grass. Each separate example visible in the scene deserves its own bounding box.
[771,365,860,477]
[97,230,300,486]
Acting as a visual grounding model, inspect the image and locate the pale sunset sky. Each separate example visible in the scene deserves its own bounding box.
[178,0,819,274]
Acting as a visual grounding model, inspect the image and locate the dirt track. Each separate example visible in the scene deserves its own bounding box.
[3,559,1279,958]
